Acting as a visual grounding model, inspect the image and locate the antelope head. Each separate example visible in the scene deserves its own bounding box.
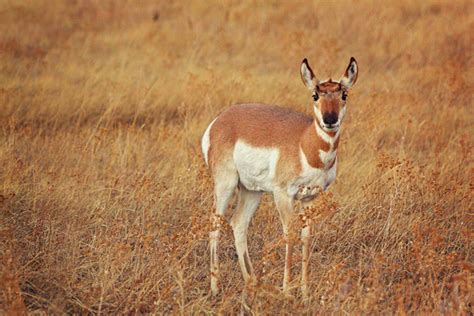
[300,57,358,133]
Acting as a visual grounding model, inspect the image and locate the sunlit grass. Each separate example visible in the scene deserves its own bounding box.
[0,0,472,313]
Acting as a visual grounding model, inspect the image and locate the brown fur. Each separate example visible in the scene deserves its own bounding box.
[208,103,335,185]
[320,96,341,117]
[315,79,346,138]
[333,135,340,149]
[317,80,342,93]
[300,124,330,169]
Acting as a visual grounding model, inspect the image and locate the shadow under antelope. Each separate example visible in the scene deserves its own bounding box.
[201,57,358,298]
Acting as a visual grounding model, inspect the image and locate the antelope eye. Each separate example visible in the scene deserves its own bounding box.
[312,93,319,101]
[342,91,348,101]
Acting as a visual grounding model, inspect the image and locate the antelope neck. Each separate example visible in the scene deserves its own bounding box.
[300,120,339,170]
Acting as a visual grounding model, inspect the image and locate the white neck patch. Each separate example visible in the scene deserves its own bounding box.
[315,123,340,147]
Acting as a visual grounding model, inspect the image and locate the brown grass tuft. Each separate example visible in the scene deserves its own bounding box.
[0,0,472,314]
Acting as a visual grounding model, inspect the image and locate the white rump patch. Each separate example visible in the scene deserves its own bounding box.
[233,140,279,192]
[201,117,217,165]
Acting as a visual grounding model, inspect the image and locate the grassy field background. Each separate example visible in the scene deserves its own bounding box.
[1,0,473,314]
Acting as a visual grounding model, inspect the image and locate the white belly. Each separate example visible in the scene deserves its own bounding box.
[233,140,279,192]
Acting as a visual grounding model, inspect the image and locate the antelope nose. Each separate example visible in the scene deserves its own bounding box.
[323,112,338,125]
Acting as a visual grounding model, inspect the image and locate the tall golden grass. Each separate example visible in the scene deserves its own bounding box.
[0,0,473,314]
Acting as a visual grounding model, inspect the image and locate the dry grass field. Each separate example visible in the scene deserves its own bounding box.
[1,0,473,314]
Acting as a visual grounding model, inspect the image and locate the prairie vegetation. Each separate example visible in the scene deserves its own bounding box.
[0,0,473,314]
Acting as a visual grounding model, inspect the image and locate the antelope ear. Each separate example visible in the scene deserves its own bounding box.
[340,57,358,88]
[300,58,317,90]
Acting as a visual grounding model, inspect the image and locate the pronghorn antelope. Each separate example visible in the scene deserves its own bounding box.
[201,57,358,297]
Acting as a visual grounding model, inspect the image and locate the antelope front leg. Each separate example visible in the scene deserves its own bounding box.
[284,234,294,291]
[300,210,312,299]
[274,188,295,292]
